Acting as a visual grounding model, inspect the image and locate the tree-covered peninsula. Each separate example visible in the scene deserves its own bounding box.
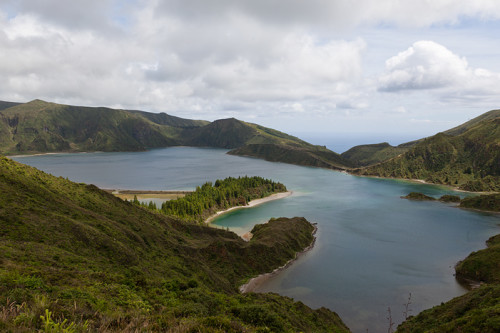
[157,176,287,222]
[0,156,349,332]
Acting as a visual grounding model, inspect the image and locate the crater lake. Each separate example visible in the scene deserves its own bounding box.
[12,147,500,332]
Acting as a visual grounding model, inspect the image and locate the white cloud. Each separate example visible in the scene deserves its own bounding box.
[379,41,500,102]
[379,41,469,91]
[1,0,500,136]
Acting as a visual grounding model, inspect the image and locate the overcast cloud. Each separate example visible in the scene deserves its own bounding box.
[1,0,500,146]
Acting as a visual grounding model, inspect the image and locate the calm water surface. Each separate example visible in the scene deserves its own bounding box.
[12,148,500,333]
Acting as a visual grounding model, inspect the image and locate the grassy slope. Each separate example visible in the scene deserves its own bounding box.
[0,100,196,153]
[0,156,348,332]
[341,142,409,167]
[228,143,352,170]
[444,109,500,136]
[354,117,500,191]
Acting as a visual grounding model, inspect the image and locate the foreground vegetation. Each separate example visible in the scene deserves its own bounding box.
[0,156,348,332]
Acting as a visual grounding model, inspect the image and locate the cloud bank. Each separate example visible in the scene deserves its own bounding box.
[1,0,500,136]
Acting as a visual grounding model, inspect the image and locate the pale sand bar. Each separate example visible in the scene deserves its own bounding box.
[204,191,293,224]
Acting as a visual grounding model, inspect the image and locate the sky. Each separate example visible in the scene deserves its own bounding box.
[1,0,500,150]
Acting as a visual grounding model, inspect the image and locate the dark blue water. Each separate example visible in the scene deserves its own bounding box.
[12,148,500,332]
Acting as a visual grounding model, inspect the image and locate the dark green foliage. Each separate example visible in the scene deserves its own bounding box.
[439,194,461,203]
[396,284,500,333]
[0,100,21,111]
[355,116,500,191]
[228,143,352,170]
[0,156,348,332]
[341,142,410,167]
[455,234,500,284]
[158,176,286,222]
[401,192,436,201]
[459,193,500,212]
[183,118,259,149]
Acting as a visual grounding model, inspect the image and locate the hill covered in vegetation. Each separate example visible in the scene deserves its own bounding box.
[353,111,500,191]
[0,99,351,170]
[397,234,500,332]
[0,155,349,332]
[158,176,287,222]
[340,142,409,167]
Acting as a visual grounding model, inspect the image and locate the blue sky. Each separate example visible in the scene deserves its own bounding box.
[1,0,500,149]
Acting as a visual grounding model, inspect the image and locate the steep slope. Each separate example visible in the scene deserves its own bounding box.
[354,116,500,191]
[0,101,21,111]
[0,155,349,332]
[0,100,200,153]
[343,109,500,168]
[229,143,352,170]
[128,109,209,128]
[444,109,500,136]
[341,142,409,167]
[183,118,259,149]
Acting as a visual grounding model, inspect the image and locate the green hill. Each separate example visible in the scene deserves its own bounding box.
[343,109,500,170]
[341,142,409,167]
[353,114,500,191]
[228,143,352,170]
[0,155,348,332]
[0,99,351,170]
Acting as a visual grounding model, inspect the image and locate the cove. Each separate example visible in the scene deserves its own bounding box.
[12,147,500,333]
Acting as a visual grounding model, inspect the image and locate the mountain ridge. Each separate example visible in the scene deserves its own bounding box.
[0,99,351,170]
[350,111,500,191]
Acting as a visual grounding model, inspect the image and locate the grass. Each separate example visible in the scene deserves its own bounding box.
[0,155,349,332]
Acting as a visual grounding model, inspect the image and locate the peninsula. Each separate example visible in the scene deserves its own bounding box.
[0,156,349,332]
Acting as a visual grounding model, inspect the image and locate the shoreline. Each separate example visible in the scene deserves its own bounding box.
[204,191,293,224]
[239,223,318,293]
[351,173,499,195]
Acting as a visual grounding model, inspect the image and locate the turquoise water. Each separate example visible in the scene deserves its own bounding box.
[12,148,500,332]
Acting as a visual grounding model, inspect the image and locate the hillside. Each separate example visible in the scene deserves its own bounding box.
[228,143,352,170]
[0,99,352,170]
[353,114,500,191]
[0,155,349,332]
[340,142,409,167]
[343,109,500,171]
[0,99,193,153]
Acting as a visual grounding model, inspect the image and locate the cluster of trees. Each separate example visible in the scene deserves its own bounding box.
[133,176,286,222]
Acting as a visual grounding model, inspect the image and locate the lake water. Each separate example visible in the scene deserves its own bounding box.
[12,147,500,332]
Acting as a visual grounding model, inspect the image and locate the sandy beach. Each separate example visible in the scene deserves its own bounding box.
[239,223,318,293]
[204,191,293,224]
